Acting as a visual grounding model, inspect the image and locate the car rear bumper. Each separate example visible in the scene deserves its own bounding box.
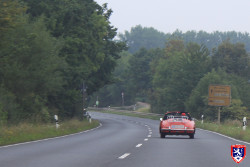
[160,128,195,135]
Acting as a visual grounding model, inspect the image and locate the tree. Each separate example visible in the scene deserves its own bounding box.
[0,15,64,123]
[221,99,247,120]
[0,0,26,38]
[125,48,153,102]
[185,69,248,121]
[119,25,168,53]
[212,41,250,78]
[151,41,211,113]
[22,0,126,117]
[91,48,165,107]
[89,51,132,107]
[169,30,250,52]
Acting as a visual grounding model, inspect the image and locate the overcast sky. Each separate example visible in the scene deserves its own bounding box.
[95,0,250,34]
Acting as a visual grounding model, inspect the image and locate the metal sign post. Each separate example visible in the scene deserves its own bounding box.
[218,107,221,124]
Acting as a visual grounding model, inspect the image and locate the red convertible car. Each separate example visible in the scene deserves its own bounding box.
[159,111,195,139]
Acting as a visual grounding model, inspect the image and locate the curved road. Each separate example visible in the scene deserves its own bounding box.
[0,111,249,167]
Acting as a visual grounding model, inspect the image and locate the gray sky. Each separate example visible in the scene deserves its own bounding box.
[95,0,250,34]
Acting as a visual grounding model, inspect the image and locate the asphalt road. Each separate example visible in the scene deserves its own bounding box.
[0,111,249,167]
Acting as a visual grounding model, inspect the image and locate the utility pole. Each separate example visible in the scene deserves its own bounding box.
[218,107,221,124]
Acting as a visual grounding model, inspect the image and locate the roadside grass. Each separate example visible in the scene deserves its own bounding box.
[0,119,99,146]
[137,107,150,113]
[196,120,250,142]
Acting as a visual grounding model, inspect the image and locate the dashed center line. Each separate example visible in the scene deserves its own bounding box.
[136,144,143,148]
[144,138,148,141]
[148,135,151,137]
[118,153,130,159]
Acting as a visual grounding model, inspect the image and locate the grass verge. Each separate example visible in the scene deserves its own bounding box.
[0,119,99,146]
[196,121,250,142]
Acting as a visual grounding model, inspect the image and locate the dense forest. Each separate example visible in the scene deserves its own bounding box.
[0,0,125,124]
[1,1,250,124]
[94,25,250,121]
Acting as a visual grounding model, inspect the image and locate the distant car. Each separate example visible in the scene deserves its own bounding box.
[159,111,195,139]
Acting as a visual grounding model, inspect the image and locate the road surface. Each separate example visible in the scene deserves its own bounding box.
[0,111,249,167]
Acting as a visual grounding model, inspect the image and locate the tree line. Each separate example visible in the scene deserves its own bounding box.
[119,25,250,54]
[95,26,250,121]
[0,0,125,124]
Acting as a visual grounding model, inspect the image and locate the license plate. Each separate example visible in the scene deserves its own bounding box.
[171,125,184,129]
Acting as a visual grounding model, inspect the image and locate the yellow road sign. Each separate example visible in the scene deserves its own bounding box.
[208,85,231,106]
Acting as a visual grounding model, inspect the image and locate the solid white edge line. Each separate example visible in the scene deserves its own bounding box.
[0,122,103,149]
[118,153,130,159]
[136,144,143,148]
[197,128,250,145]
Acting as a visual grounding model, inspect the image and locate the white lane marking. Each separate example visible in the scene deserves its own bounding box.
[144,138,148,141]
[198,128,250,145]
[119,153,130,159]
[0,123,103,149]
[145,125,148,127]
[149,132,152,134]
[136,144,143,148]
[148,135,151,138]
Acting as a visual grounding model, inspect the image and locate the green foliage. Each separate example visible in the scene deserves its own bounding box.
[0,0,125,123]
[2,1,250,125]
[126,48,156,102]
[221,99,247,120]
[185,68,249,120]
[170,30,250,53]
[0,16,64,123]
[119,27,250,54]
[212,41,250,78]
[0,119,99,146]
[197,120,250,142]
[89,51,133,106]
[0,0,26,37]
[119,25,167,53]
[151,41,211,113]
[22,0,126,117]
[230,76,250,109]
[95,28,250,123]
[0,103,7,125]
[0,86,20,123]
